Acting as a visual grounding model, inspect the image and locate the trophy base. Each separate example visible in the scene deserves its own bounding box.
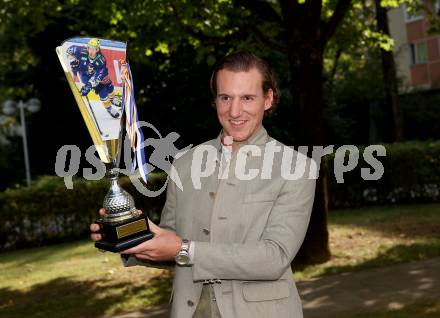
[94,213,154,253]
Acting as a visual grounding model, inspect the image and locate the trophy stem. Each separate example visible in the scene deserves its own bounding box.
[103,163,139,224]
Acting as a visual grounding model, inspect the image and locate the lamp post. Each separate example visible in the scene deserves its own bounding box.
[2,98,41,186]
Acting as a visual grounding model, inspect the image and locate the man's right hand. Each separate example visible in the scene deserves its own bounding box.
[90,208,105,241]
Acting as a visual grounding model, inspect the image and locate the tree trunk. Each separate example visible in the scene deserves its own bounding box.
[296,161,330,264]
[375,0,405,141]
[288,44,331,264]
[275,0,351,266]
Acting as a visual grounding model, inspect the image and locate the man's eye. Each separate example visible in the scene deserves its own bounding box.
[242,96,254,102]
[220,96,230,102]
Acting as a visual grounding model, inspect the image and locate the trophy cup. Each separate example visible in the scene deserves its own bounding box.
[56,37,153,252]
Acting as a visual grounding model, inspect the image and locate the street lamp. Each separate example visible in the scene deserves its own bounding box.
[2,98,41,186]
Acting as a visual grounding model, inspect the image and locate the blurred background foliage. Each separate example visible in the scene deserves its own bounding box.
[0,0,437,191]
[1,4,440,316]
[0,0,439,264]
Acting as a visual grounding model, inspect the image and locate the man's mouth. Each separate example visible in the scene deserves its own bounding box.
[229,119,247,127]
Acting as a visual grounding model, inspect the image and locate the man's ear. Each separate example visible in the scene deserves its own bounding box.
[264,89,274,110]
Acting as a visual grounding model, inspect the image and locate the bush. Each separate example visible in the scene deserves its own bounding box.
[327,141,440,208]
[0,174,166,251]
[1,141,439,250]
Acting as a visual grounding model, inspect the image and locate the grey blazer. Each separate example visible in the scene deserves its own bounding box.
[126,127,316,318]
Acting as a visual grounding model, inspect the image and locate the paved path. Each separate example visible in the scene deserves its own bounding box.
[299,257,440,317]
[111,257,440,318]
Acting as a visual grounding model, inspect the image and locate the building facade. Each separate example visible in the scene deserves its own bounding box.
[388,3,440,90]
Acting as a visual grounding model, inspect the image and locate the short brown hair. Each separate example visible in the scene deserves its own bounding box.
[210,51,280,117]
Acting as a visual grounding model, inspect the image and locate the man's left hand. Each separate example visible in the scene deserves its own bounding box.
[80,82,92,96]
[121,220,182,262]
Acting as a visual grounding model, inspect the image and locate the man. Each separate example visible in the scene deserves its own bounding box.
[91,51,316,317]
[67,38,121,119]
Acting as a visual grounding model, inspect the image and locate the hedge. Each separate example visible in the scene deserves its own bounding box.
[0,173,166,251]
[1,141,439,250]
[327,141,440,207]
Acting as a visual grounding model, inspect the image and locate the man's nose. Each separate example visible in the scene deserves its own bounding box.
[229,98,242,118]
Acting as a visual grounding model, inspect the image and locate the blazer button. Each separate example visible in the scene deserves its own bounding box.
[187,300,194,307]
[202,228,210,235]
[209,192,215,198]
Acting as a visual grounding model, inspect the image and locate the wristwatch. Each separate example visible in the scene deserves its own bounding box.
[175,239,190,266]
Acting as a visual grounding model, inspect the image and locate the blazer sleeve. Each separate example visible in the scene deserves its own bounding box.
[158,174,178,231]
[122,174,178,268]
[192,175,316,281]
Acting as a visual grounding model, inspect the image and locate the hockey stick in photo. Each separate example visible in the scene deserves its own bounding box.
[77,77,105,137]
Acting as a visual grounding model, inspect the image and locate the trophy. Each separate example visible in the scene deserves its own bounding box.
[56,37,153,252]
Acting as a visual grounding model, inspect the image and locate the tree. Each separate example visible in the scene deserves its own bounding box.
[0,0,356,263]
[374,0,404,142]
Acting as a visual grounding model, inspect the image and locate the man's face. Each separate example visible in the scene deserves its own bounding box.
[215,68,273,144]
[88,46,98,59]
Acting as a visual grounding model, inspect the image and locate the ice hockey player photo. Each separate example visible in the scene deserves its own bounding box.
[58,37,127,141]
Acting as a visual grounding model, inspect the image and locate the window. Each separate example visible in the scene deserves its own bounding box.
[410,42,427,64]
[404,4,423,22]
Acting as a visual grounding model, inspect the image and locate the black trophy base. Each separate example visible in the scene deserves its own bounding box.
[94,213,154,253]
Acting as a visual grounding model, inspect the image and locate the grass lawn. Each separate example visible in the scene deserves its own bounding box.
[294,202,440,280]
[0,203,439,317]
[0,242,172,318]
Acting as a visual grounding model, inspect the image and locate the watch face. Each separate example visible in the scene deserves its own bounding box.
[176,253,189,265]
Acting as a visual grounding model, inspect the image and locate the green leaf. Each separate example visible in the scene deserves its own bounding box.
[154,42,170,55]
[145,49,153,57]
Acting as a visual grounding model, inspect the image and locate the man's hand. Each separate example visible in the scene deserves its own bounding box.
[89,208,105,241]
[70,58,80,75]
[80,82,92,96]
[121,221,182,262]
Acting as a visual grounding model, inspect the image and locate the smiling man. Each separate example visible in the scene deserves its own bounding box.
[91,51,316,318]
[214,66,272,148]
